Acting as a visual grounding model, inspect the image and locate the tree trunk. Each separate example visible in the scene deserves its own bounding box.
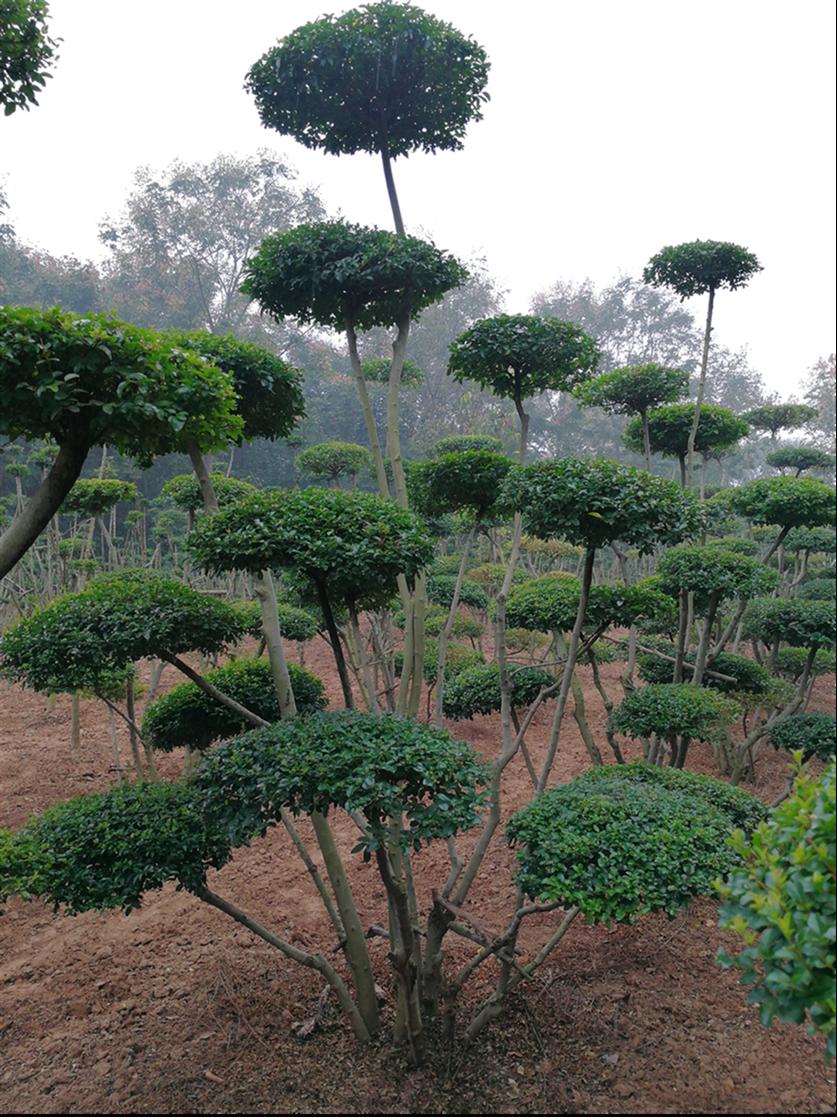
[686,285,716,489]
[253,570,297,717]
[316,581,354,709]
[380,135,406,235]
[187,442,219,514]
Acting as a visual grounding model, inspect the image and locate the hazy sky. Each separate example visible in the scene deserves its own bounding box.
[2,0,835,394]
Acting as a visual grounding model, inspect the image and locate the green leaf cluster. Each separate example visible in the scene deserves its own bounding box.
[62,478,139,518]
[766,445,836,475]
[729,476,836,530]
[425,573,488,611]
[442,662,553,719]
[744,404,819,439]
[432,433,503,456]
[161,472,256,514]
[506,572,675,634]
[296,441,373,481]
[624,403,749,462]
[0,0,59,115]
[769,714,836,764]
[656,544,777,604]
[743,597,836,650]
[407,450,513,519]
[610,683,738,745]
[643,240,762,298]
[574,363,688,416]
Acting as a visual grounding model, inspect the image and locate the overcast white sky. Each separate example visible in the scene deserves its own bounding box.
[2,0,835,394]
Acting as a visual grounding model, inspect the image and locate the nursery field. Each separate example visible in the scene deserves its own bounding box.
[0,639,834,1116]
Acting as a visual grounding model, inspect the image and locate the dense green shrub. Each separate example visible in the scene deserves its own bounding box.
[507,762,764,922]
[574,363,688,416]
[769,713,836,763]
[432,434,503,456]
[729,476,836,530]
[797,579,835,602]
[296,441,373,483]
[407,451,513,520]
[656,545,777,603]
[637,644,772,696]
[506,573,676,634]
[766,445,836,476]
[774,647,837,681]
[162,473,257,514]
[442,662,553,719]
[623,403,749,468]
[361,358,424,387]
[610,684,738,745]
[743,597,836,650]
[643,241,762,298]
[718,761,836,1059]
[62,479,140,517]
[142,659,327,753]
[394,639,484,686]
[783,526,836,555]
[426,574,488,611]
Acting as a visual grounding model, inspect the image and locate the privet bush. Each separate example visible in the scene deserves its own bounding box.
[442,662,553,720]
[769,713,836,763]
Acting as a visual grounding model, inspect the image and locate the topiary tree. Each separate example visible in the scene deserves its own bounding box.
[0,0,58,114]
[425,573,488,611]
[797,578,835,601]
[189,487,434,710]
[455,762,765,1039]
[717,760,835,1060]
[623,401,749,487]
[769,712,836,764]
[432,433,504,456]
[643,240,762,486]
[61,478,139,518]
[0,307,242,580]
[638,644,772,698]
[442,662,553,721]
[744,403,819,442]
[142,658,327,756]
[362,356,424,388]
[245,0,489,234]
[609,682,738,767]
[743,596,836,654]
[296,441,373,488]
[729,476,836,560]
[161,472,256,521]
[766,444,836,477]
[574,363,689,471]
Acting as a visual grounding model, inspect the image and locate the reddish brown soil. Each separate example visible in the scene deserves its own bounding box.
[1,640,835,1114]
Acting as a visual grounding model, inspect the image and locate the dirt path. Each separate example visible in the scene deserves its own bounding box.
[1,641,834,1114]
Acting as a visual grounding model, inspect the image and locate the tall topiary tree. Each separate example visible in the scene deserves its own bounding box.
[0,307,242,580]
[744,403,819,442]
[765,444,836,477]
[643,240,761,486]
[296,441,373,488]
[245,0,489,234]
[729,476,836,559]
[624,401,749,487]
[574,363,689,471]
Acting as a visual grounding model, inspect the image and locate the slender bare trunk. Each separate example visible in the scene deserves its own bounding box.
[686,285,716,489]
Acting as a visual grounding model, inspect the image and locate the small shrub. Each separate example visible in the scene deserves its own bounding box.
[442,662,553,719]
[769,713,836,763]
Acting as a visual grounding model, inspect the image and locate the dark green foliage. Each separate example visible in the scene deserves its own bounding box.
[656,545,777,603]
[448,314,600,401]
[0,307,241,463]
[503,457,704,552]
[637,643,772,696]
[394,638,484,685]
[62,478,139,517]
[241,221,467,332]
[574,363,688,415]
[198,711,490,854]
[729,476,836,530]
[189,487,434,609]
[718,761,836,1059]
[798,579,836,602]
[0,570,246,693]
[161,473,256,514]
[507,762,765,922]
[0,781,232,913]
[0,0,59,114]
[442,662,553,719]
[624,403,749,464]
[165,330,305,441]
[743,597,836,650]
[245,1,489,158]
[506,573,675,634]
[233,600,320,643]
[744,404,819,439]
[707,535,761,556]
[425,573,488,611]
[610,684,738,744]
[774,646,837,682]
[361,357,424,387]
[784,527,837,555]
[770,713,836,763]
[296,441,373,482]
[407,450,512,519]
[643,241,762,298]
[432,433,503,456]
[766,445,836,475]
[467,562,527,594]
[141,659,326,753]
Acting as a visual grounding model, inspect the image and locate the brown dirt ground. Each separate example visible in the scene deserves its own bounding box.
[0,637,835,1115]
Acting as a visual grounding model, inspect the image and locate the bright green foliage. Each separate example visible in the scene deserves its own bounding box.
[775,646,837,682]
[432,433,503,456]
[624,403,749,464]
[190,487,434,609]
[296,441,373,483]
[784,527,837,555]
[241,221,467,332]
[245,1,489,158]
[503,457,704,552]
[643,241,762,298]
[62,478,139,517]
[707,535,761,555]
[797,578,835,602]
[425,573,488,611]
[0,781,232,913]
[0,0,58,114]
[770,714,836,763]
[744,403,819,439]
[442,662,553,719]
[575,363,688,416]
[508,762,765,922]
[637,643,772,696]
[656,545,777,604]
[407,450,512,520]
[0,570,246,693]
[448,314,600,401]
[610,684,738,745]
[506,573,676,634]
[743,597,836,650]
[0,307,242,464]
[161,473,256,514]
[729,476,836,530]
[718,761,836,1060]
[141,659,326,753]
[165,330,305,441]
[233,600,320,643]
[361,357,424,387]
[198,711,490,854]
[766,445,836,476]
